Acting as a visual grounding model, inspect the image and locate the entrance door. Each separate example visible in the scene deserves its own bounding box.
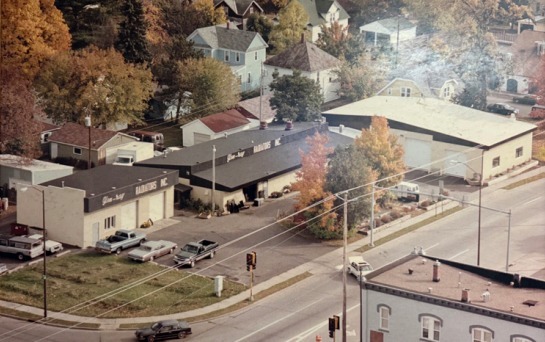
[51,143,58,159]
[243,183,258,202]
[370,330,384,342]
[92,222,100,245]
[506,79,518,93]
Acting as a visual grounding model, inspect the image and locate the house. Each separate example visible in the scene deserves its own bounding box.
[237,93,277,125]
[296,0,350,42]
[517,15,545,34]
[16,165,178,248]
[361,250,545,342]
[322,96,537,182]
[263,39,341,103]
[136,122,352,211]
[187,25,268,93]
[0,154,73,190]
[180,109,252,147]
[213,0,264,30]
[360,16,417,47]
[500,30,545,94]
[38,121,60,156]
[48,122,138,168]
[377,77,460,101]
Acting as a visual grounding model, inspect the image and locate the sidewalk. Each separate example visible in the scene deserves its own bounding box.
[1,165,543,330]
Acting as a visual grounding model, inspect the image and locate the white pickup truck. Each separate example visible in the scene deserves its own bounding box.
[27,234,63,254]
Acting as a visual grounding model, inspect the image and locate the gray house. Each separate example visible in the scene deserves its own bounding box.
[187,25,268,93]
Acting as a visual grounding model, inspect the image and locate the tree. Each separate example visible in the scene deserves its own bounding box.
[316,21,365,64]
[247,13,274,43]
[291,133,337,237]
[269,70,323,122]
[115,0,151,64]
[0,66,43,158]
[192,0,227,26]
[335,53,387,101]
[268,0,308,53]
[325,144,378,229]
[1,0,71,78]
[176,58,240,116]
[34,47,154,127]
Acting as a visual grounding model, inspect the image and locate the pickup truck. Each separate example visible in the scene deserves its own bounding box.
[95,229,146,255]
[27,234,63,254]
[174,239,219,268]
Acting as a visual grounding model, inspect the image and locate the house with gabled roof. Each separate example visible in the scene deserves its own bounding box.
[237,93,277,124]
[296,0,350,42]
[360,16,417,47]
[180,109,252,147]
[48,122,138,168]
[187,25,268,93]
[263,39,341,102]
[214,0,264,30]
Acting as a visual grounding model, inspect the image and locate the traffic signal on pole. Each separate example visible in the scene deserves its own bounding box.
[246,251,256,271]
[333,315,340,330]
[328,317,335,338]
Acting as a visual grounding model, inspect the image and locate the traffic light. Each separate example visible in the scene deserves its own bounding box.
[246,251,256,271]
[333,315,340,330]
[328,317,335,338]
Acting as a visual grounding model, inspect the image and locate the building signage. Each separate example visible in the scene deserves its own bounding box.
[227,151,245,163]
[253,138,281,154]
[135,181,158,195]
[102,193,125,206]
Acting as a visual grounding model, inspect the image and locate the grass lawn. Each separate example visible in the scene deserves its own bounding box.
[0,252,245,318]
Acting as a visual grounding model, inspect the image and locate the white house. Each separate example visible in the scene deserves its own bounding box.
[180,109,252,147]
[296,0,350,42]
[360,16,417,46]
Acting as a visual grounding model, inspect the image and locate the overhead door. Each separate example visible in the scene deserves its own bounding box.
[149,192,165,222]
[404,138,431,171]
[444,150,466,177]
[193,133,210,145]
[121,201,137,229]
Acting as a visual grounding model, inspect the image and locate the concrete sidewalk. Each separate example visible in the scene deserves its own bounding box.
[0,165,543,330]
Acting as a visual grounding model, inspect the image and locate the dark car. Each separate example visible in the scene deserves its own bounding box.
[512,94,538,105]
[486,103,519,115]
[135,320,192,341]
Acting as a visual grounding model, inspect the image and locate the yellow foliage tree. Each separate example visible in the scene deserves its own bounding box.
[192,0,227,25]
[269,0,309,53]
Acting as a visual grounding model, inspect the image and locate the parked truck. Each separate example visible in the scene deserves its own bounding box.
[27,234,63,254]
[113,142,155,166]
[95,229,147,254]
[0,234,44,260]
[174,239,219,268]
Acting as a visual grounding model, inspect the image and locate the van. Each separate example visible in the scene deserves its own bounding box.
[127,130,165,151]
[392,182,420,202]
[529,105,545,120]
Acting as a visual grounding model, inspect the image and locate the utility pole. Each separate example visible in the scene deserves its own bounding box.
[369,185,375,247]
[212,145,216,213]
[342,192,347,342]
[85,115,92,169]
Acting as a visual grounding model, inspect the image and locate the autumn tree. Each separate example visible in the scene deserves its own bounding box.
[268,0,308,53]
[316,21,365,64]
[247,13,274,43]
[176,58,240,116]
[350,0,404,28]
[115,0,151,64]
[1,0,71,78]
[34,47,154,127]
[269,70,323,122]
[0,67,43,158]
[335,53,387,101]
[192,0,227,26]
[291,133,337,237]
[272,0,289,9]
[325,144,378,229]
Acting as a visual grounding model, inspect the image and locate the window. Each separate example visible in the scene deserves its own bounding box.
[443,87,450,98]
[236,52,240,62]
[401,87,411,97]
[512,337,534,342]
[379,306,390,330]
[516,147,523,158]
[74,147,82,155]
[387,88,392,95]
[492,157,500,168]
[249,7,254,14]
[247,73,251,84]
[104,216,116,229]
[420,315,441,341]
[255,51,258,61]
[472,328,493,342]
[224,51,229,62]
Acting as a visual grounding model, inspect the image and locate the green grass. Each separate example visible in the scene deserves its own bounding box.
[501,172,545,190]
[0,252,245,318]
[0,307,100,329]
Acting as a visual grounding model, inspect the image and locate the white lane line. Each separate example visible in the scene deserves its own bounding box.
[520,196,542,207]
[234,298,324,342]
[449,249,469,260]
[426,243,440,251]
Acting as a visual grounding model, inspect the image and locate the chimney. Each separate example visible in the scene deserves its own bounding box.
[432,260,440,282]
[461,288,471,303]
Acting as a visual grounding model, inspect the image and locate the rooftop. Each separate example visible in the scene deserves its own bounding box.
[0,154,73,172]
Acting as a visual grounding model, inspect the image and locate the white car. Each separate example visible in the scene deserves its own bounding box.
[347,256,373,281]
[128,240,177,262]
[27,234,63,254]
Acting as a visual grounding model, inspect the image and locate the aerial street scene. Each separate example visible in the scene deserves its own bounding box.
[1,0,545,341]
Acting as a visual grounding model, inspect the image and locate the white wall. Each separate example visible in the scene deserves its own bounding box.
[483,133,533,181]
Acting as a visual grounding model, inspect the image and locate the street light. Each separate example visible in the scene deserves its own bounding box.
[20,186,47,318]
[450,150,484,266]
[85,115,92,169]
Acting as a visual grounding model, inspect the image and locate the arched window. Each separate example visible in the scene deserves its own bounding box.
[377,305,391,331]
[418,314,442,341]
[469,325,494,342]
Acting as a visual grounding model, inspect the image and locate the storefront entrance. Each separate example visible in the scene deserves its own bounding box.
[243,183,258,202]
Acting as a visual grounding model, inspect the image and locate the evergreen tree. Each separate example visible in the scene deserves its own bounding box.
[115,0,151,64]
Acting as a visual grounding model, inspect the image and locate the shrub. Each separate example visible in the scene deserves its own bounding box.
[373,218,382,228]
[381,215,392,224]
[390,210,403,219]
[420,200,432,208]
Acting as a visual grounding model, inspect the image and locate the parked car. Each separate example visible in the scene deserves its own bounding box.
[347,256,373,281]
[26,234,63,254]
[512,94,539,105]
[128,240,177,262]
[486,103,519,115]
[135,320,192,341]
[174,239,219,268]
[529,105,545,119]
[95,229,147,255]
[392,182,420,202]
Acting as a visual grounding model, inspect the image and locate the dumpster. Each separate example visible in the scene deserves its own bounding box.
[10,223,29,236]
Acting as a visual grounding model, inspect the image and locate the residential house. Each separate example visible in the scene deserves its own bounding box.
[263,39,341,103]
[360,16,417,47]
[48,123,138,168]
[0,154,73,190]
[237,93,277,125]
[296,0,350,42]
[322,96,536,182]
[517,15,545,34]
[214,0,264,30]
[361,250,545,342]
[38,121,60,157]
[187,25,268,93]
[377,74,461,101]
[180,109,252,147]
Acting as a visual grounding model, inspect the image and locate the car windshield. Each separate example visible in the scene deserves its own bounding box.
[182,245,198,253]
[140,245,153,252]
[151,322,162,331]
[359,264,373,271]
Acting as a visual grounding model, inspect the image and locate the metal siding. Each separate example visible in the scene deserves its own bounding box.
[404,138,431,171]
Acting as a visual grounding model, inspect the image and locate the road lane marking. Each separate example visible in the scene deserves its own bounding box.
[449,249,469,260]
[520,196,542,207]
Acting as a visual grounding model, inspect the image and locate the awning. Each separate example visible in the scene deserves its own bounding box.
[174,184,192,193]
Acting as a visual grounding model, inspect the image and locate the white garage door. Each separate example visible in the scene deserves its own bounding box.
[121,201,137,229]
[444,150,467,177]
[404,138,432,171]
[194,132,211,145]
[149,192,165,222]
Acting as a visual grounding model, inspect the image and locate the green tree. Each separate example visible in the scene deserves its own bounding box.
[34,47,154,127]
[316,21,365,64]
[115,0,151,64]
[268,0,308,53]
[335,53,387,101]
[325,144,378,229]
[176,57,240,116]
[247,13,274,43]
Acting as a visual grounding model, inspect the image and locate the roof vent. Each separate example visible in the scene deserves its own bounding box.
[523,300,538,307]
[481,289,490,302]
[112,187,116,190]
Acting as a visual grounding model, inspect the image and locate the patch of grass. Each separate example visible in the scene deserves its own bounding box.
[354,206,463,253]
[501,172,545,190]
[0,307,100,329]
[0,252,245,318]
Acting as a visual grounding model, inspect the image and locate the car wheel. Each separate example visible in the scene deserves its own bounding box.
[17,253,25,261]
[178,331,187,339]
[150,256,154,262]
[115,248,122,255]
[169,248,174,254]
[147,336,155,342]
[209,251,215,259]
[139,239,145,246]
[190,260,195,268]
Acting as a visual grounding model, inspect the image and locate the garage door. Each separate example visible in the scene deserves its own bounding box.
[194,132,210,145]
[444,150,466,177]
[404,138,431,171]
[149,192,165,222]
[121,201,137,229]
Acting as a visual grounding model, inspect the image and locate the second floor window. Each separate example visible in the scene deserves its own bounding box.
[516,147,523,158]
[255,51,258,60]
[443,87,450,98]
[421,316,440,341]
[493,157,500,168]
[401,87,411,97]
[379,306,390,330]
[472,327,493,342]
[247,73,251,84]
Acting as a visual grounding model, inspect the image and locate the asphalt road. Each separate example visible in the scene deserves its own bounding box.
[487,92,533,119]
